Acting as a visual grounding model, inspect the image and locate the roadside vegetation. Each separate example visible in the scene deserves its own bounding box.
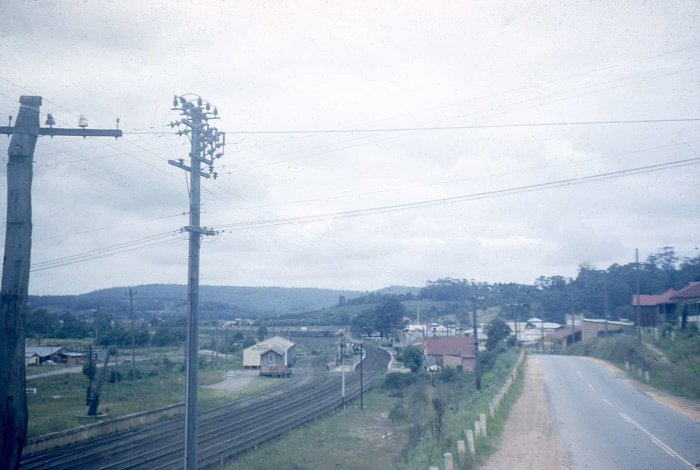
[566,329,700,399]
[229,337,522,470]
[393,347,520,469]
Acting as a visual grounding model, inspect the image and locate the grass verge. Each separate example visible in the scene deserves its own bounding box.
[228,392,405,470]
[469,358,525,468]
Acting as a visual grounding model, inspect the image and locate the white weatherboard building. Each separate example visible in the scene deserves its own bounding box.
[243,336,296,376]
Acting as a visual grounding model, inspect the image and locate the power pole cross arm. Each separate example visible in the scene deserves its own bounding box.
[1,127,122,139]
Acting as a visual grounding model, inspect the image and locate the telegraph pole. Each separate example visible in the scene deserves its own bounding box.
[169,95,224,470]
[635,248,642,340]
[128,288,137,388]
[0,96,121,469]
[472,296,481,391]
[359,343,364,412]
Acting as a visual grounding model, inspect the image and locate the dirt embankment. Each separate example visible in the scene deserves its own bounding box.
[482,355,568,470]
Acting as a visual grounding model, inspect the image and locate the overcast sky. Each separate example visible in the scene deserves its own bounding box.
[1,1,699,295]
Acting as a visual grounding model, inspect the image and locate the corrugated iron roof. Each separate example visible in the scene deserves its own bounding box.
[25,346,63,358]
[245,336,295,355]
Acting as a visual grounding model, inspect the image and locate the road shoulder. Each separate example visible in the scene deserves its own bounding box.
[482,355,568,470]
[587,357,700,422]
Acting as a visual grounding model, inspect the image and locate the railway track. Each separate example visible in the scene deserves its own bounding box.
[21,343,389,469]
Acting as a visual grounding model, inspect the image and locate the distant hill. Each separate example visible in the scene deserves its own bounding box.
[374,285,422,296]
[28,284,364,319]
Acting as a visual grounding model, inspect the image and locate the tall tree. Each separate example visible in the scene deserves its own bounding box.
[402,345,424,373]
[351,310,375,337]
[26,308,59,344]
[485,319,512,351]
[373,299,406,339]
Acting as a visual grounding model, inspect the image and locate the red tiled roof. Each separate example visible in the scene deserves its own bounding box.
[422,336,475,358]
[671,281,700,302]
[632,288,676,306]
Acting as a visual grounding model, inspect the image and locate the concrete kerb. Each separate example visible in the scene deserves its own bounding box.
[457,439,466,457]
[466,429,476,456]
[444,452,454,470]
[480,413,488,436]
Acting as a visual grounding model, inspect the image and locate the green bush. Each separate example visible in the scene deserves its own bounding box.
[389,401,408,423]
[381,372,418,391]
[437,367,457,382]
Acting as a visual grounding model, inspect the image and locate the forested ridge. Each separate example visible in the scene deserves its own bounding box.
[26,247,700,340]
[28,284,362,319]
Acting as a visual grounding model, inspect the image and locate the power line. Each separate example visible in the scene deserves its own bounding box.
[28,155,698,273]
[119,117,700,137]
[33,212,187,243]
[213,157,700,231]
[30,230,182,271]
[210,138,700,214]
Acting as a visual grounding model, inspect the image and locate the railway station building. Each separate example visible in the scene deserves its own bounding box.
[243,336,296,377]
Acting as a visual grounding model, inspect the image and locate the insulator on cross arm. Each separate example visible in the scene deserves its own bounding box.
[173,95,178,107]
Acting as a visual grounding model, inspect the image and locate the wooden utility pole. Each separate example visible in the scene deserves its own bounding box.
[635,248,642,340]
[472,296,481,391]
[128,288,137,388]
[359,343,364,412]
[169,95,224,470]
[0,96,121,469]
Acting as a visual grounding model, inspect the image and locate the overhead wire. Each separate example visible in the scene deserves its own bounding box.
[3,45,699,275]
[220,118,700,136]
[206,138,700,214]
[28,155,700,272]
[212,156,700,232]
[30,230,183,272]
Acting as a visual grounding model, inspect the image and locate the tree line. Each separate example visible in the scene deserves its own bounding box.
[419,247,699,324]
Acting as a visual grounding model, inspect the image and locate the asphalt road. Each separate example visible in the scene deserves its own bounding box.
[539,355,700,470]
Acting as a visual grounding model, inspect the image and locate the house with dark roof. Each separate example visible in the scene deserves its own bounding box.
[632,288,677,327]
[630,281,700,328]
[671,281,700,329]
[421,336,475,372]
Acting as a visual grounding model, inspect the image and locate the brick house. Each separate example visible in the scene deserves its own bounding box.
[421,336,475,372]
